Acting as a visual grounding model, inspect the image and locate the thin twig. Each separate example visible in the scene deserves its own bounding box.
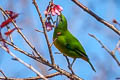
[35,29,44,33]
[6,41,82,80]
[0,70,7,79]
[89,33,120,66]
[32,0,55,65]
[72,0,120,35]
[0,45,48,80]
[0,7,45,62]
[5,40,34,58]
[1,12,14,44]
[4,40,82,80]
[112,40,120,54]
[64,56,75,75]
[50,37,57,47]
[0,72,60,80]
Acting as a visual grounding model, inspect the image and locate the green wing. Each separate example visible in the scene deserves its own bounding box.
[64,31,88,59]
[65,32,96,72]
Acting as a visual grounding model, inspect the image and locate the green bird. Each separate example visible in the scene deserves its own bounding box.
[53,13,96,72]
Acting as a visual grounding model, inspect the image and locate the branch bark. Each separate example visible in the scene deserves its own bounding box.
[0,72,60,80]
[72,0,120,36]
[89,33,120,66]
[0,7,44,61]
[0,45,48,80]
[32,0,55,65]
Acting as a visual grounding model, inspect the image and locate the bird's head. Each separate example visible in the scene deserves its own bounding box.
[56,13,67,30]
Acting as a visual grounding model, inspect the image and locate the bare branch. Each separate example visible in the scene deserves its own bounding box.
[0,45,48,80]
[35,29,44,33]
[112,40,120,54]
[5,40,83,80]
[50,37,57,47]
[0,70,7,79]
[89,33,120,66]
[0,72,60,80]
[72,0,120,35]
[1,12,14,44]
[0,7,45,63]
[5,40,34,58]
[32,0,55,65]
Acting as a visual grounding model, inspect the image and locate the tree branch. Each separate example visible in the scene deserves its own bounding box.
[0,70,7,79]
[0,45,48,80]
[72,0,120,36]
[112,40,120,54]
[32,0,55,65]
[0,7,46,65]
[5,40,83,80]
[89,33,120,66]
[0,72,60,80]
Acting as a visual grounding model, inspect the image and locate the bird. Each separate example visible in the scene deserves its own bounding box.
[53,13,96,72]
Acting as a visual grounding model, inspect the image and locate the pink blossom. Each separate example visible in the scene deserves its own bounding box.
[44,3,63,16]
[55,5,63,11]
[51,8,56,16]
[54,7,60,15]
[45,22,53,31]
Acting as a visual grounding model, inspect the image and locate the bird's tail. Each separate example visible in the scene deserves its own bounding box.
[88,60,96,72]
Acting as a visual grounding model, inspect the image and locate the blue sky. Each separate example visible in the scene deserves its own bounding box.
[0,0,120,80]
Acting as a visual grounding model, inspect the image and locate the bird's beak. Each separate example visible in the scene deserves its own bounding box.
[56,15,60,27]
